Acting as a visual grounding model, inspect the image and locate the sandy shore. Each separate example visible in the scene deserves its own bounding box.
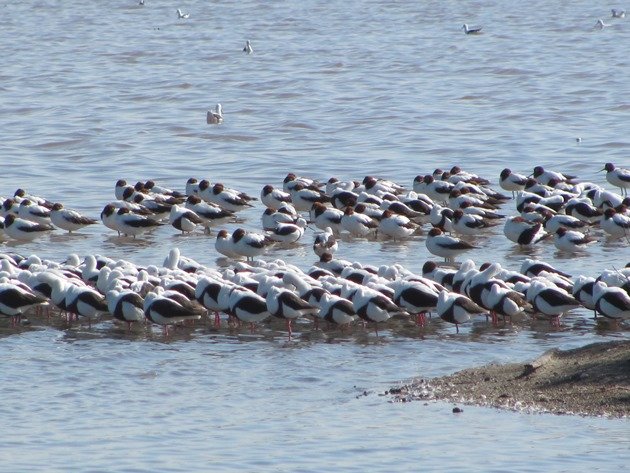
[390,340,630,418]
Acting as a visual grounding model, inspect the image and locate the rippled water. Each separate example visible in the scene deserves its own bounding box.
[1,1,629,471]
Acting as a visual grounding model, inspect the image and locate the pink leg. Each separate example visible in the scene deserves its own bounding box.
[286,319,293,341]
[214,311,221,327]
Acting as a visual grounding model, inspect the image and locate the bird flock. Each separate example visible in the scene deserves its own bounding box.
[1,162,629,337]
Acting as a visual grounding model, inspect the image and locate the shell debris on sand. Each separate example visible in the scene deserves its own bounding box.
[389,340,630,418]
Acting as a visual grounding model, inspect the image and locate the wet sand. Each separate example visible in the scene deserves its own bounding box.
[390,340,630,418]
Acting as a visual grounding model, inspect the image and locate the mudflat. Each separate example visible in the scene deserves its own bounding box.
[390,340,630,418]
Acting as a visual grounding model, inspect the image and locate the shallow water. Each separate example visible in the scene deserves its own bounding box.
[1,0,629,471]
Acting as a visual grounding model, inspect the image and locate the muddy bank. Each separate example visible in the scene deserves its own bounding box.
[390,340,630,418]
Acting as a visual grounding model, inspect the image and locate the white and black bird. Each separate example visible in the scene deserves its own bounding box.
[266,286,318,340]
[106,288,145,330]
[207,183,256,212]
[499,168,527,196]
[266,219,307,244]
[553,227,597,252]
[601,208,630,238]
[426,227,476,262]
[50,203,98,233]
[113,208,162,238]
[228,287,271,328]
[0,280,48,325]
[185,195,234,233]
[313,227,338,257]
[243,40,253,54]
[503,216,549,246]
[231,228,274,261]
[437,290,484,333]
[144,291,203,335]
[340,206,378,237]
[3,214,54,241]
[602,163,630,196]
[592,282,630,321]
[378,209,418,240]
[17,200,51,225]
[169,205,203,234]
[176,8,190,19]
[261,185,292,210]
[311,202,343,233]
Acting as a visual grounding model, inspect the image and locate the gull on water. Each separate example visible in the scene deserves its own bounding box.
[595,19,610,29]
[177,8,190,19]
[462,23,483,34]
[207,104,223,124]
[611,9,626,18]
[243,40,253,54]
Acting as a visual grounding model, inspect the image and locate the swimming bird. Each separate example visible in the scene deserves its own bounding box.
[462,23,483,34]
[50,203,98,233]
[206,104,223,124]
[425,227,476,262]
[243,40,253,54]
[437,290,484,333]
[553,227,597,252]
[595,19,610,29]
[601,163,630,196]
[176,8,190,19]
[3,214,54,241]
[611,9,626,18]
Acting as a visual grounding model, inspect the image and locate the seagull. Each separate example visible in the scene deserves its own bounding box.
[206,103,223,124]
[176,8,190,19]
[595,19,610,29]
[611,9,626,18]
[462,23,483,34]
[243,40,253,54]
